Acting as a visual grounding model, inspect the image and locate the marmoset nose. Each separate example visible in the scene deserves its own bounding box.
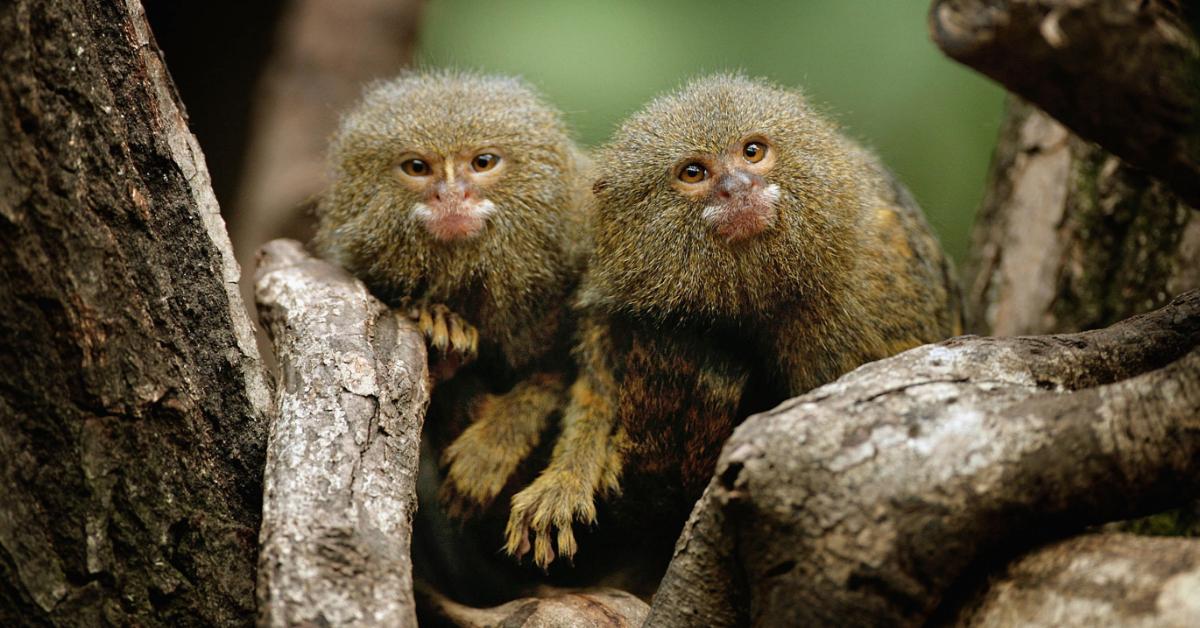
[715,170,761,199]
[432,180,472,203]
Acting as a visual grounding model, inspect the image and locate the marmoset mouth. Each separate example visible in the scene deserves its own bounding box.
[704,183,780,243]
[413,199,496,241]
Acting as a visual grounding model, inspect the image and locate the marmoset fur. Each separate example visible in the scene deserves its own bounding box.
[506,74,963,569]
[313,70,590,516]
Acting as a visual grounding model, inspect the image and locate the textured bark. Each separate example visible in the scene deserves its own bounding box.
[6,0,1184,624]
[254,240,429,627]
[930,0,1200,207]
[229,0,422,316]
[649,291,1200,627]
[961,534,1200,627]
[418,585,650,628]
[966,98,1200,335]
[0,0,272,624]
[648,488,747,627]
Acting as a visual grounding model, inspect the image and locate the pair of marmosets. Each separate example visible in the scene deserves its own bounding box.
[314,70,962,592]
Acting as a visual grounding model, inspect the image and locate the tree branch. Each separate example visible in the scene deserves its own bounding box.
[254,239,429,627]
[962,533,1200,626]
[649,291,1200,626]
[416,584,649,627]
[929,0,1200,207]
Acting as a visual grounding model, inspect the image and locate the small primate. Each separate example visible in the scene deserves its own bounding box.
[313,70,590,516]
[506,74,963,569]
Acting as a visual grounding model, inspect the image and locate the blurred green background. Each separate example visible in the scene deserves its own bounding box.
[418,0,1005,261]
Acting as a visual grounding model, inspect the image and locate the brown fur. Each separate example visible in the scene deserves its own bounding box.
[507,74,963,571]
[313,70,590,515]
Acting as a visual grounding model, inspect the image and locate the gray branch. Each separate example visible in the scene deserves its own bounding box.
[649,291,1200,626]
[254,239,430,627]
[963,533,1200,627]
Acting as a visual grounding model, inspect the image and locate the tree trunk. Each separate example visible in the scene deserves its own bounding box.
[933,0,1200,336]
[929,0,1200,208]
[966,98,1200,336]
[0,0,270,625]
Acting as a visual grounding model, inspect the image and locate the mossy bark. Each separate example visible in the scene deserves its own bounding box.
[967,98,1199,336]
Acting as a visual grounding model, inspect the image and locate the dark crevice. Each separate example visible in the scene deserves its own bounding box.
[718,461,744,492]
[763,560,795,579]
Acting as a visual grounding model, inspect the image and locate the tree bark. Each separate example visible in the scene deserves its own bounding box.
[254,240,429,627]
[961,534,1200,627]
[649,292,1200,626]
[929,0,1200,208]
[417,585,650,628]
[0,0,271,624]
[966,98,1200,336]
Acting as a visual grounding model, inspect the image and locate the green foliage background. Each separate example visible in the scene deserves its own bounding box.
[418,0,1005,261]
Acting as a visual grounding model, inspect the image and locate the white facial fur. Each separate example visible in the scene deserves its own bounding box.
[701,183,781,222]
[410,198,498,220]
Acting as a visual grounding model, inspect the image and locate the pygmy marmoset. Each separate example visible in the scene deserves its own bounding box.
[506,74,964,569]
[313,70,590,517]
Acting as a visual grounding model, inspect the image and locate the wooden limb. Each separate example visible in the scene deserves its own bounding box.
[648,488,747,627]
[416,585,649,628]
[930,0,1200,207]
[254,240,429,627]
[962,534,1200,626]
[0,0,272,623]
[649,291,1200,626]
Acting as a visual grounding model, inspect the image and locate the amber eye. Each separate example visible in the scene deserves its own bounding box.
[678,162,708,184]
[743,141,767,163]
[400,158,431,177]
[471,153,501,172]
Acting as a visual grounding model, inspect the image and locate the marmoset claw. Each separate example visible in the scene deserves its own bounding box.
[406,302,479,359]
[505,471,597,569]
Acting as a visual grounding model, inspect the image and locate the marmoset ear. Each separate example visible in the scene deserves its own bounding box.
[592,178,610,197]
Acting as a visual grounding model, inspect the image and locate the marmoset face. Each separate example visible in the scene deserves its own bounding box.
[323,71,572,252]
[315,71,582,309]
[669,135,782,243]
[392,147,507,241]
[585,74,868,319]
